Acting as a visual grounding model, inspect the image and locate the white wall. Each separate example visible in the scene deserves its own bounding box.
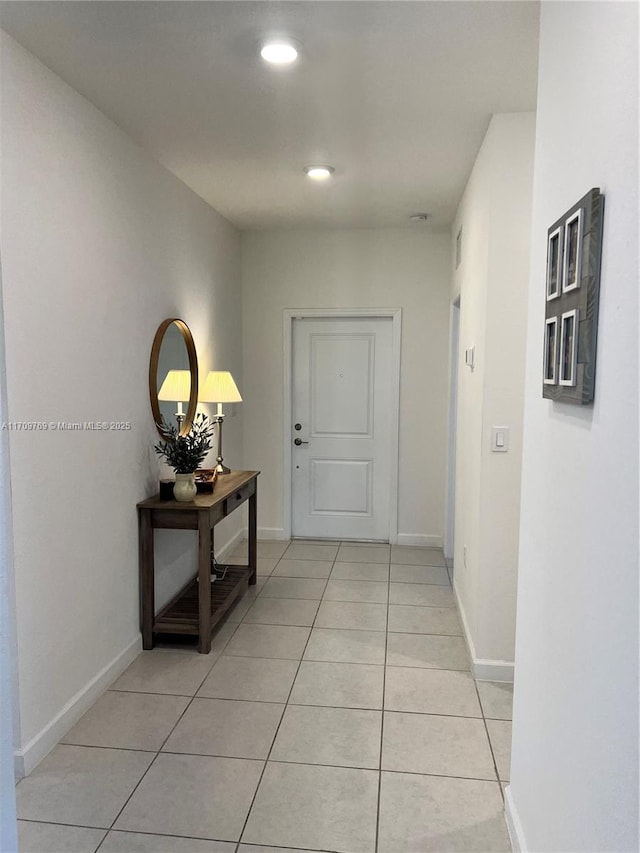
[451,113,535,677]
[0,35,243,774]
[0,257,18,849]
[241,229,451,545]
[508,3,639,852]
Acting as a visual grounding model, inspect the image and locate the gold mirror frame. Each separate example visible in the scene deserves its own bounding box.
[149,318,198,438]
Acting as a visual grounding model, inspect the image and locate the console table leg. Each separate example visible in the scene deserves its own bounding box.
[248,485,257,585]
[198,514,212,653]
[139,509,154,650]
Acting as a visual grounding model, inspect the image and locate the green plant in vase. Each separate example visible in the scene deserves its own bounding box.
[154,413,216,502]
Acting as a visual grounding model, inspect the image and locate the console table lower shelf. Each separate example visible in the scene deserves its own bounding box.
[153,565,249,637]
[137,469,259,653]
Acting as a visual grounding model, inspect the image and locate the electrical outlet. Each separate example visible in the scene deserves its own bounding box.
[463,545,467,567]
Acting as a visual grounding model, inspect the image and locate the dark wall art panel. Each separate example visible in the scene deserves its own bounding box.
[543,187,605,404]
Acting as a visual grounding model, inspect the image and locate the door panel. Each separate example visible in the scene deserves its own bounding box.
[292,317,393,541]
[311,335,374,436]
[311,458,373,515]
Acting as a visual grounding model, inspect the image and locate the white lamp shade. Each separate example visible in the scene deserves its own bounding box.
[158,369,192,402]
[200,371,242,404]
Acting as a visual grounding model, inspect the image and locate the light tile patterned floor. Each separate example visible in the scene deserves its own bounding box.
[16,541,513,853]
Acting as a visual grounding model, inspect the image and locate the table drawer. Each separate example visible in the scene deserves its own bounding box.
[224,481,254,515]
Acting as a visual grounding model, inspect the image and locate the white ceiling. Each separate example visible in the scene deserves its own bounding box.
[0,1,540,230]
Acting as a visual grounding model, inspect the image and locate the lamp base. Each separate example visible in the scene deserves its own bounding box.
[213,415,230,474]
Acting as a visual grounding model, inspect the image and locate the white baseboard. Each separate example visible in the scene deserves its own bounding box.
[504,784,527,852]
[453,583,514,683]
[473,658,514,682]
[254,530,443,546]
[452,583,477,668]
[257,527,287,541]
[14,634,141,778]
[396,533,443,548]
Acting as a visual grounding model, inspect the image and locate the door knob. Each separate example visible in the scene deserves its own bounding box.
[294,438,309,446]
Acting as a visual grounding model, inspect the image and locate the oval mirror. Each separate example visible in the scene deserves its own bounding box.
[149,319,198,437]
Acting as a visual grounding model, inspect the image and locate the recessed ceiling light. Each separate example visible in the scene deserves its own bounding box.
[409,213,430,223]
[260,41,299,65]
[304,165,335,180]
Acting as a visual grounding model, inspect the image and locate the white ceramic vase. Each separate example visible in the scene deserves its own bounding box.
[173,472,197,502]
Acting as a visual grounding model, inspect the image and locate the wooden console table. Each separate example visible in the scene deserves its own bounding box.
[137,470,259,653]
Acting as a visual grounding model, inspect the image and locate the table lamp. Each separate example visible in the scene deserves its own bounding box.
[199,371,242,474]
[158,369,192,427]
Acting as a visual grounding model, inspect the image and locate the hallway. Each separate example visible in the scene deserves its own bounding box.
[16,541,512,853]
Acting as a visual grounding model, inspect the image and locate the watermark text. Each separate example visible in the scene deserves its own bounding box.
[1,421,132,431]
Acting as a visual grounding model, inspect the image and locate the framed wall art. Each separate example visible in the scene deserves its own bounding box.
[546,225,563,301]
[562,208,583,293]
[542,188,604,404]
[559,309,578,386]
[543,316,558,385]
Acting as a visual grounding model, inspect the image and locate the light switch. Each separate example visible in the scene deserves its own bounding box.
[491,426,509,452]
[464,346,475,369]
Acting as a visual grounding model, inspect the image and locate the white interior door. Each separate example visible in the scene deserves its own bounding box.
[291,316,394,541]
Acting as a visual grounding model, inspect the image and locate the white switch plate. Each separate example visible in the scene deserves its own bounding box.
[464,346,475,369]
[491,426,509,452]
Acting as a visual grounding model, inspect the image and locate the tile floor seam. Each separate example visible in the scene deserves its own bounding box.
[234,541,341,849]
[254,595,329,602]
[106,683,217,697]
[178,694,287,707]
[159,753,380,772]
[390,567,449,573]
[99,750,162,838]
[241,843,335,853]
[388,602,459,610]
[386,629,459,637]
[303,657,386,667]
[159,750,273,764]
[387,630,463,636]
[303,705,484,719]
[295,624,391,634]
[374,551,391,853]
[330,571,392,577]
[95,824,245,846]
[384,665,471,673]
[389,567,451,575]
[17,817,108,831]
[221,651,310,663]
[381,767,503,783]
[56,741,159,754]
[387,602,457,609]
[473,677,504,802]
[384,661,472,672]
[484,718,512,786]
[109,688,290,704]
